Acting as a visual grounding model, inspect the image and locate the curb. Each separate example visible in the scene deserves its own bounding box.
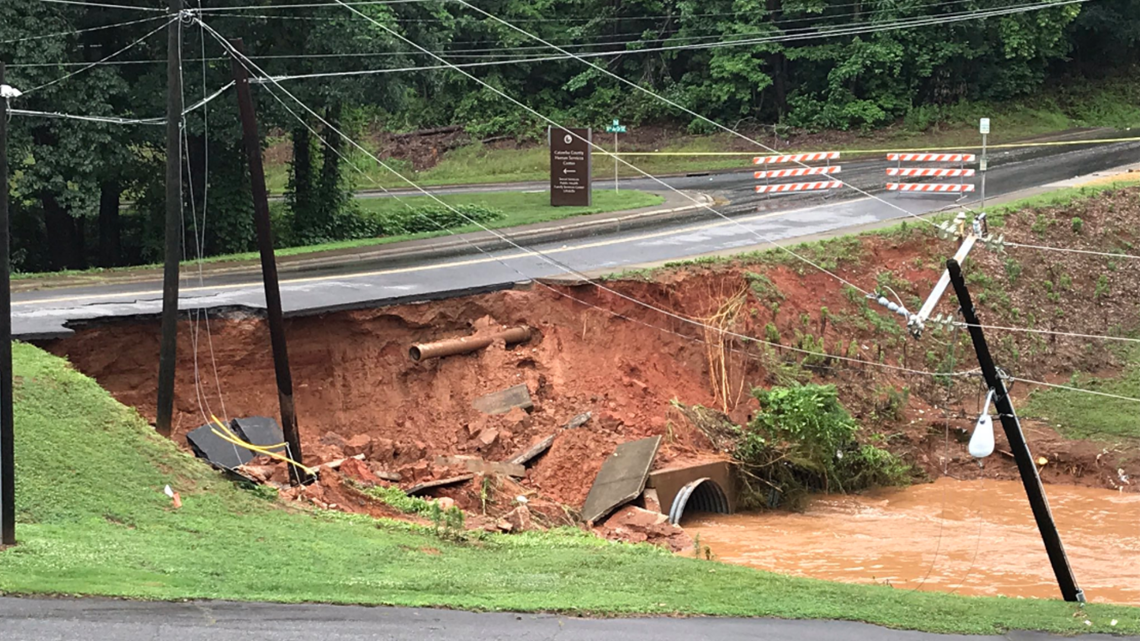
[270,193,716,273]
[13,193,715,292]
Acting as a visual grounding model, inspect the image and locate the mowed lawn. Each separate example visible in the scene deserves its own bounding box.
[0,343,1136,635]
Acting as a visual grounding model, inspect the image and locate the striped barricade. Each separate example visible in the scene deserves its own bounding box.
[887,183,975,193]
[887,153,976,163]
[754,166,841,179]
[887,151,976,194]
[756,181,843,194]
[886,168,975,177]
[753,151,840,164]
[753,152,842,196]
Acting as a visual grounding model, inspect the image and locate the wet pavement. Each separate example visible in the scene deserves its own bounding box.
[12,135,1140,339]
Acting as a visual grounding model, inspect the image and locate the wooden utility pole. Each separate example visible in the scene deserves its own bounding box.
[156,0,183,438]
[947,259,1084,602]
[229,39,305,484]
[0,62,16,545]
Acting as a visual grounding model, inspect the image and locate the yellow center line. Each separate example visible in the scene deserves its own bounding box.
[14,197,856,308]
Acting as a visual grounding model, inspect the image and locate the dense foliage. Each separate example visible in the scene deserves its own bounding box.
[2,0,1139,271]
[734,384,910,509]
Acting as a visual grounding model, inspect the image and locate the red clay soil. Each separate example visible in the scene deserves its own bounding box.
[43,189,1140,520]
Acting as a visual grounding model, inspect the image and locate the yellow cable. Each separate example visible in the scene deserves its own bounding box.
[209,416,317,475]
[610,136,1140,156]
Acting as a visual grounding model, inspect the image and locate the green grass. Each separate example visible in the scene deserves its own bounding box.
[264,77,1140,192]
[11,190,663,282]
[1023,347,1140,441]
[1,343,1138,633]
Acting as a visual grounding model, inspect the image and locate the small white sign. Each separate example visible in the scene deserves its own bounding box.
[979,158,988,171]
[980,118,991,134]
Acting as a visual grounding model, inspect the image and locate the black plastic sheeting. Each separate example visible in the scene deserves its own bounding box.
[186,416,284,470]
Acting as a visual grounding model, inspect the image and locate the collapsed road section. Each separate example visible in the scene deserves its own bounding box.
[39,210,1140,548]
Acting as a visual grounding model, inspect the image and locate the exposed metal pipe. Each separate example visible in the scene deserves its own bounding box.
[409,326,531,362]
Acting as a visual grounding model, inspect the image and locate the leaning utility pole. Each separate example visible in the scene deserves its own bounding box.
[156,0,184,438]
[230,39,305,484]
[0,62,16,545]
[947,258,1084,603]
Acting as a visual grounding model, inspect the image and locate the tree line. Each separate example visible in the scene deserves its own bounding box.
[1,0,1137,273]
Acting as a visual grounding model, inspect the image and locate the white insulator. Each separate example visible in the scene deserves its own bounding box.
[877,296,889,307]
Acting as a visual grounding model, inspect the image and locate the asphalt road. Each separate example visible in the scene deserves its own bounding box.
[12,135,1140,339]
[1,597,1131,641]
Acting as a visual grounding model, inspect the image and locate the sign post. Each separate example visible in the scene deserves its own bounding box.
[979,118,990,210]
[605,119,627,193]
[550,127,592,206]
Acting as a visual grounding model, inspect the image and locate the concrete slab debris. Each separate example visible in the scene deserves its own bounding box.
[436,455,525,478]
[580,435,662,524]
[471,384,533,415]
[508,435,555,467]
[564,411,592,429]
[507,412,592,467]
[406,474,476,496]
[186,423,255,470]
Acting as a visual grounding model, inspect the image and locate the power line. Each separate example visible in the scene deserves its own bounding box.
[454,0,1140,301]
[0,15,166,46]
[30,0,167,11]
[1003,240,1140,260]
[19,16,176,95]
[196,0,434,11]
[203,19,974,381]
[7,108,163,125]
[293,3,874,298]
[1011,377,1140,404]
[956,322,1140,345]
[7,80,232,125]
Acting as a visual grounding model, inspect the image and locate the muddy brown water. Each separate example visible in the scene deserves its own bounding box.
[682,478,1140,604]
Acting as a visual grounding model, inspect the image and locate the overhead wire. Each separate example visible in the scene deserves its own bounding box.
[1009,378,1140,403]
[219,0,1140,361]
[452,0,1140,343]
[19,16,176,95]
[29,0,168,11]
[6,80,232,126]
[200,18,974,382]
[295,1,873,300]
[0,14,167,46]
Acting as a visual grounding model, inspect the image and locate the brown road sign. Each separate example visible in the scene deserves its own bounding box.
[550,127,592,206]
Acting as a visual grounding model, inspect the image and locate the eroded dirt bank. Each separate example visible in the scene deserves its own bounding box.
[43,189,1140,526]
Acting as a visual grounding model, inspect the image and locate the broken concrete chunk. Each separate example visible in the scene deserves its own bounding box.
[477,428,500,449]
[435,455,525,478]
[642,488,663,513]
[564,411,592,430]
[508,434,555,467]
[501,505,533,532]
[580,435,662,524]
[406,474,476,496]
[472,384,533,415]
[337,457,381,486]
[343,434,373,458]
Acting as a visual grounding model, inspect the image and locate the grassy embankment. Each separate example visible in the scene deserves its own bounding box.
[264,77,1140,190]
[12,189,663,283]
[0,343,1137,634]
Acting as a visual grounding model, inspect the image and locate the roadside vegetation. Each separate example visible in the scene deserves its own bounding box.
[1,343,1137,634]
[1024,347,1140,442]
[265,75,1140,191]
[10,190,662,282]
